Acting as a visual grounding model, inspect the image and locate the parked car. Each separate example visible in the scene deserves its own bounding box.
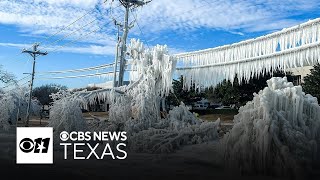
[193,104,208,110]
[216,105,232,109]
[208,104,220,109]
[193,99,210,110]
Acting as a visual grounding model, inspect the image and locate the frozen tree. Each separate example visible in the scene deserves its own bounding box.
[47,39,220,153]
[114,40,220,152]
[0,65,15,84]
[48,90,88,137]
[222,77,320,177]
[0,88,41,130]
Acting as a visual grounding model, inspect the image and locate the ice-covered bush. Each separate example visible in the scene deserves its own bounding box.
[127,103,220,153]
[48,90,88,134]
[222,77,320,176]
[0,88,40,130]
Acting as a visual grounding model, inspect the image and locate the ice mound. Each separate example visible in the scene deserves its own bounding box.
[127,103,220,153]
[222,77,320,176]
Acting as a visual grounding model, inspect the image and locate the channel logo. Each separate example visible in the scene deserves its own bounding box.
[16,127,53,164]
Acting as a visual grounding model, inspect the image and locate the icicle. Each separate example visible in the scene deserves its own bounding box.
[176,41,320,89]
[176,17,320,73]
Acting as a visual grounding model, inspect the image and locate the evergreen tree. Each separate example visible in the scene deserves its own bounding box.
[302,64,320,101]
[207,71,295,106]
[167,76,204,106]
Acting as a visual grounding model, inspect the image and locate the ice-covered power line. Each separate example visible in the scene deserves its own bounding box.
[176,42,320,70]
[176,18,320,65]
[36,71,116,80]
[36,62,115,74]
[175,17,320,90]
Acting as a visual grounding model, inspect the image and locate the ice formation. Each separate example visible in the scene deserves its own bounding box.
[0,88,41,130]
[175,18,320,89]
[127,103,220,153]
[48,90,88,134]
[49,39,220,153]
[222,77,320,176]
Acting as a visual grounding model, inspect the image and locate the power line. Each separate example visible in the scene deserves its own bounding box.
[42,18,98,49]
[36,62,115,74]
[38,2,107,47]
[1,1,107,65]
[47,14,121,54]
[2,75,31,89]
[36,71,116,80]
[42,4,123,50]
[48,27,102,54]
[131,9,150,49]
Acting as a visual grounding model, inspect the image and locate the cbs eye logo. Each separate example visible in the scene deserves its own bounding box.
[19,138,50,153]
[16,127,53,164]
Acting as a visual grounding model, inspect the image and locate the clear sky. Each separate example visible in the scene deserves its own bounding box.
[1,0,320,89]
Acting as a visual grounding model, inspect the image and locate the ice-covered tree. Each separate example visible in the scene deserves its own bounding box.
[0,65,15,84]
[0,88,41,130]
[48,90,88,134]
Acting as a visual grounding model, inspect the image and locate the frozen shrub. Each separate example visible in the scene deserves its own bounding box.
[48,90,88,136]
[0,88,40,130]
[222,77,320,176]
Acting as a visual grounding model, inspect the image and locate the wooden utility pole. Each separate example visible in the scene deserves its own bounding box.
[22,43,47,127]
[115,0,151,87]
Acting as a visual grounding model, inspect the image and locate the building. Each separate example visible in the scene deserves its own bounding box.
[288,66,313,85]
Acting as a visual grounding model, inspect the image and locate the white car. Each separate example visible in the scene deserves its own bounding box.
[215,105,232,109]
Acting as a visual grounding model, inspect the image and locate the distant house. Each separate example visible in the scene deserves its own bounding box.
[288,66,312,85]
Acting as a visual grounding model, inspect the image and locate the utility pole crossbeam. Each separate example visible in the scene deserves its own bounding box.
[114,0,151,87]
[22,43,47,127]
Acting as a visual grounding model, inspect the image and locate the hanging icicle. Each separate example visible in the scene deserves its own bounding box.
[176,18,320,66]
[175,18,320,89]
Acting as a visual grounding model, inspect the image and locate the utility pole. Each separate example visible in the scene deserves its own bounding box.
[22,43,47,127]
[115,0,151,87]
[113,20,122,87]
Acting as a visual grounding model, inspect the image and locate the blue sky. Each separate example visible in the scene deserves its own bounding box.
[1,0,320,89]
